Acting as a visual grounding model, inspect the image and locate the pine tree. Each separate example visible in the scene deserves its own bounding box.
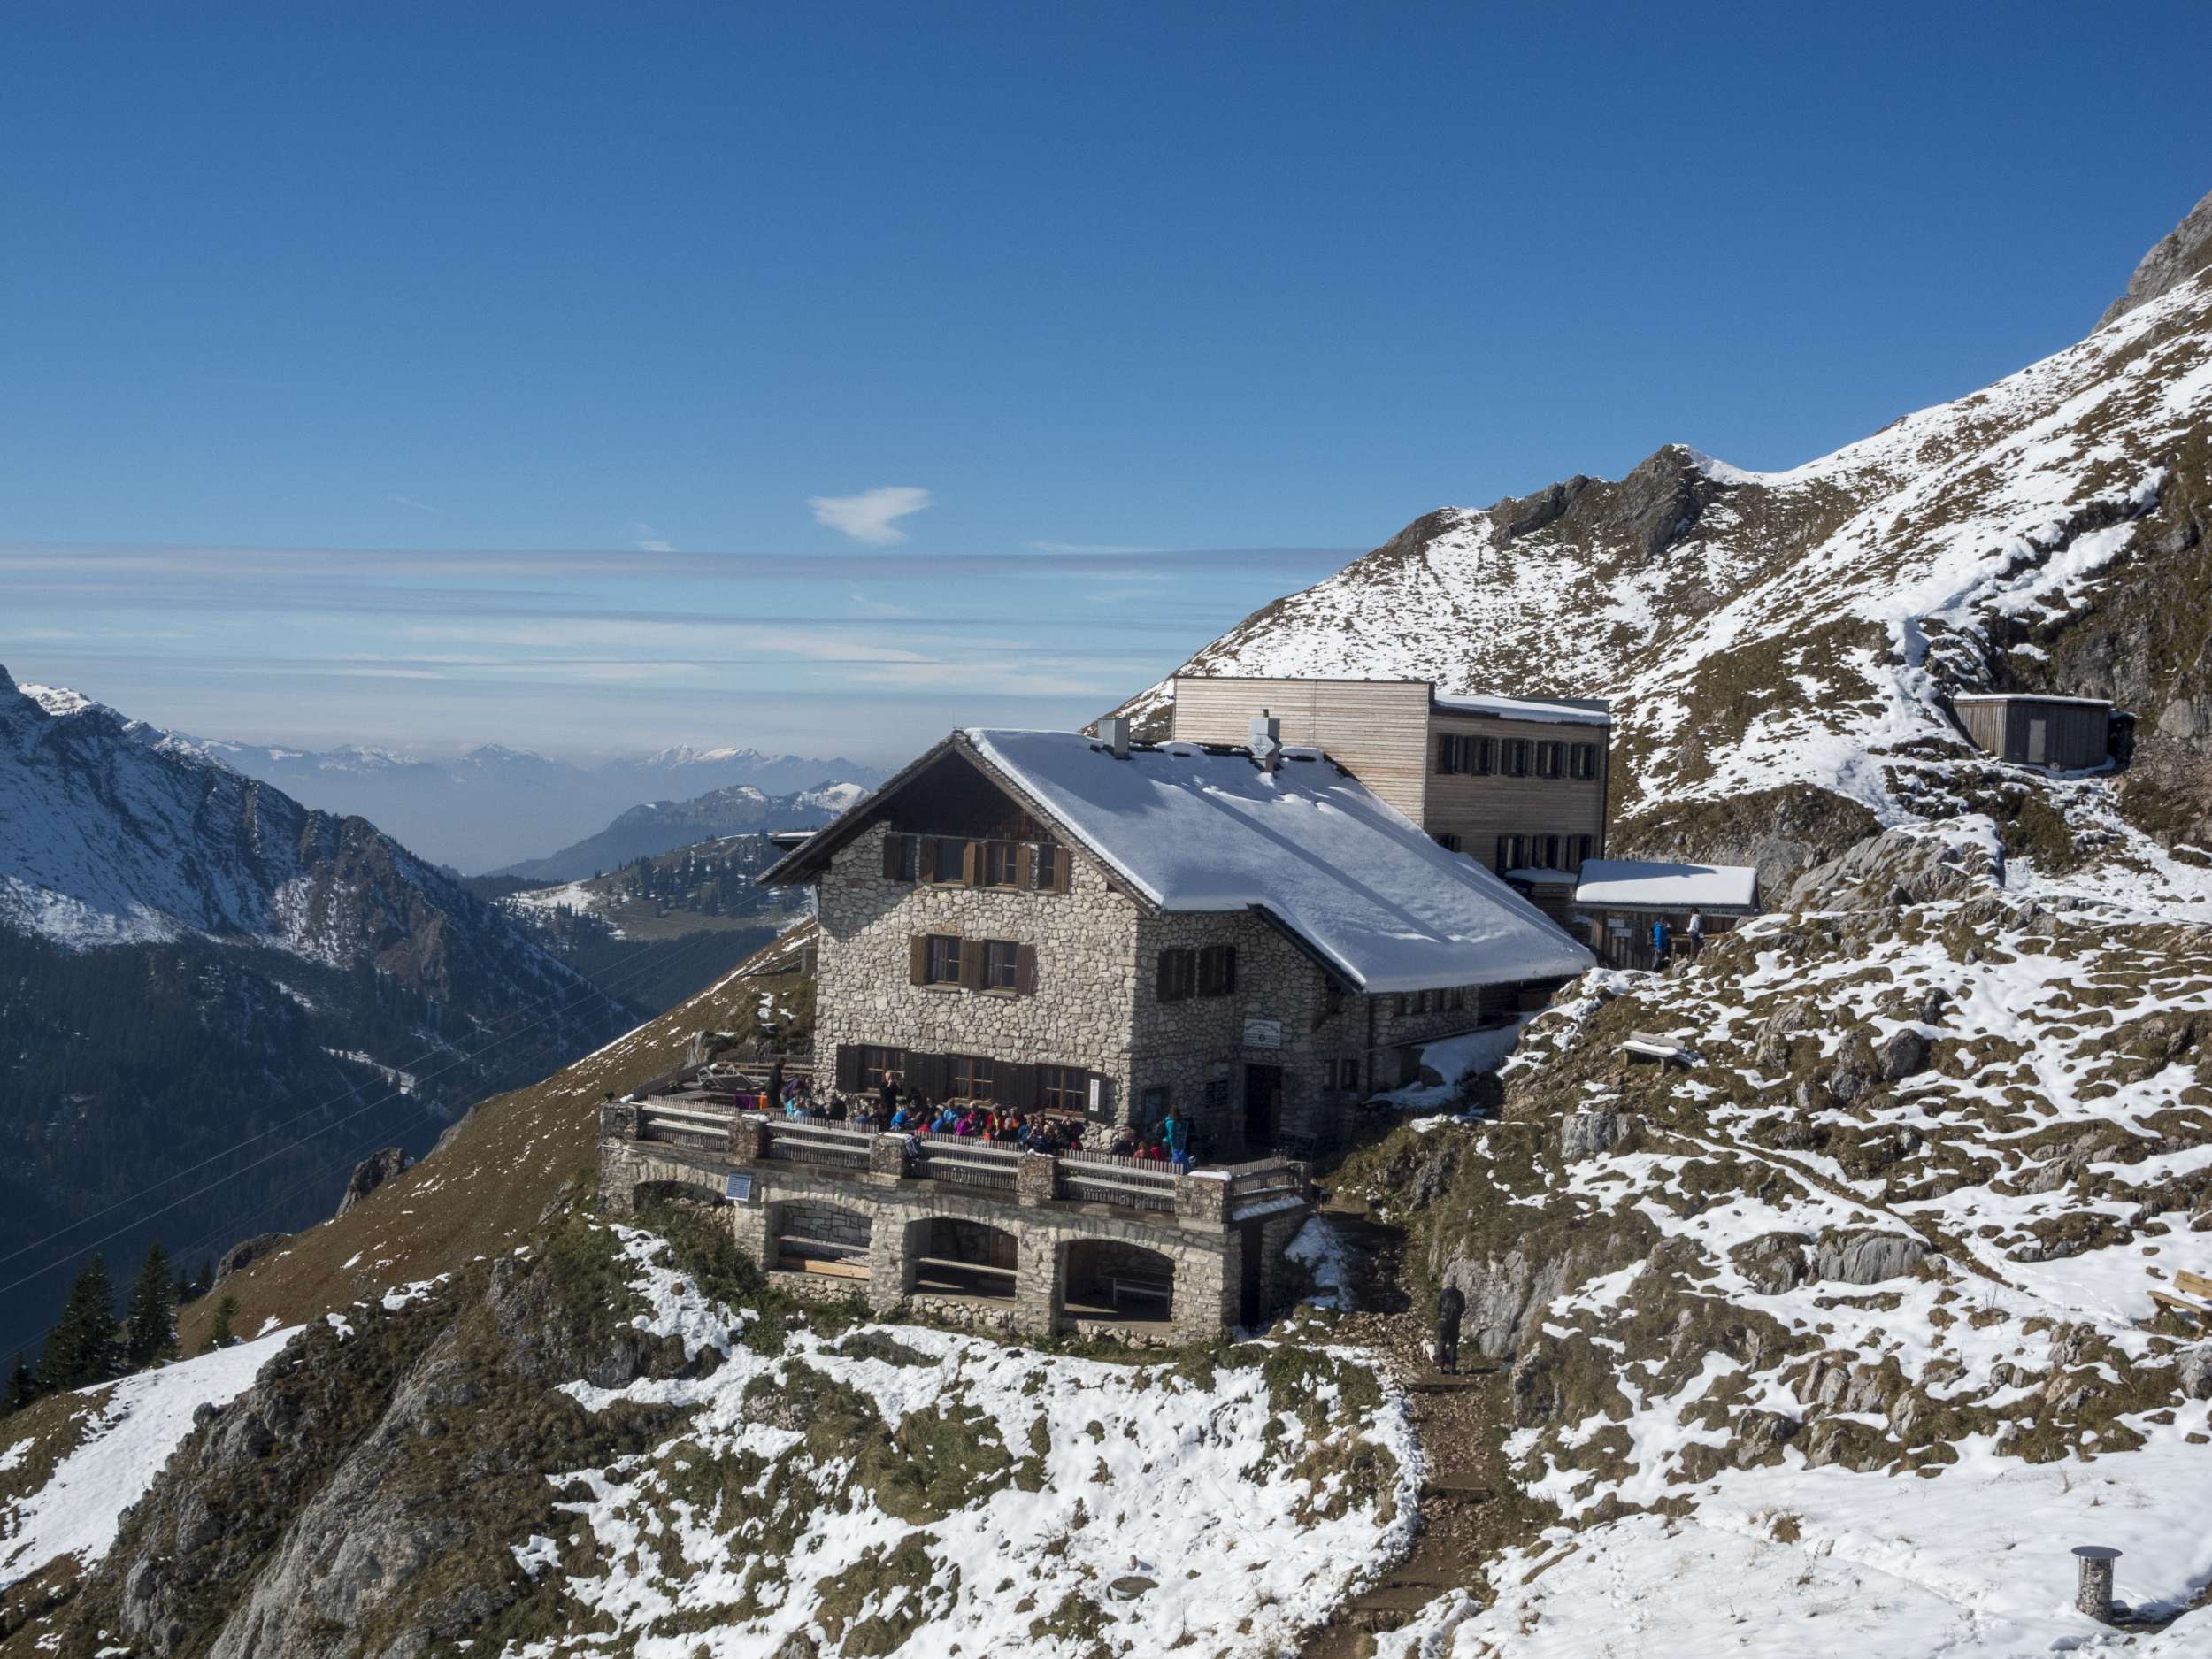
[125,1241,179,1369]
[37,1256,121,1394]
[5,1353,36,1414]
[200,1294,239,1355]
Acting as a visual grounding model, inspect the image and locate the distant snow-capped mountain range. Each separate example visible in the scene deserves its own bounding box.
[145,727,884,873]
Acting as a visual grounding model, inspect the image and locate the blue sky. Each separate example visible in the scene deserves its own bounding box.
[3,1,2205,761]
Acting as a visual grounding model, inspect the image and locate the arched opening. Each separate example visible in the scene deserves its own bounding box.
[1063,1240,1175,1322]
[772,1200,872,1283]
[910,1217,1018,1301]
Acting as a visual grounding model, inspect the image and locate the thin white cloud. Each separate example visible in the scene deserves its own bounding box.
[809,486,934,546]
[1025,539,1164,555]
[386,493,442,515]
[628,521,675,552]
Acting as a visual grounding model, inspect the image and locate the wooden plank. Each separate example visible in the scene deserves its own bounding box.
[912,1256,1017,1278]
[2172,1269,2212,1298]
[2148,1288,2212,1317]
[787,1257,870,1279]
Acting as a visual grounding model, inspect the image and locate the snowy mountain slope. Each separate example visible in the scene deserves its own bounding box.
[182,733,886,872]
[1116,201,2212,891]
[496,778,871,884]
[1347,832,2212,1655]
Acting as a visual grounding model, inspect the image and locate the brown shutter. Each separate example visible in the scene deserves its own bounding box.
[834,1044,862,1090]
[1220,944,1236,995]
[909,934,929,986]
[1014,942,1037,995]
[917,837,938,882]
[1048,845,1071,893]
[1017,844,1035,887]
[960,938,987,990]
[880,833,906,879]
[960,841,979,886]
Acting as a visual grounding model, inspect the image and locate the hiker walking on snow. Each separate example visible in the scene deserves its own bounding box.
[1434,1282,1466,1374]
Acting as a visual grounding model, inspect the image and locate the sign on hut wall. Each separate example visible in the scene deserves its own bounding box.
[1243,1018,1284,1050]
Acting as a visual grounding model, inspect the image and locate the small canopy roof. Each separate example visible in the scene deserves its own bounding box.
[1432,690,1610,726]
[967,730,1593,992]
[1573,858,1757,912]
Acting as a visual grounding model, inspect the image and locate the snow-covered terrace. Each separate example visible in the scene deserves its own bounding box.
[1572,857,1759,913]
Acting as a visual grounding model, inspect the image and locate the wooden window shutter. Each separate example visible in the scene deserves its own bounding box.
[835,1044,862,1090]
[1003,1062,1037,1110]
[1156,949,1175,1002]
[1016,844,1035,887]
[1049,845,1071,892]
[909,934,929,986]
[959,938,987,990]
[961,841,980,886]
[1220,944,1237,995]
[1014,942,1038,995]
[1435,733,1454,773]
[881,833,906,880]
[917,837,938,883]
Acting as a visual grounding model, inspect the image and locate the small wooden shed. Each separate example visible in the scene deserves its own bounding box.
[1951,694,2112,770]
[1571,860,1759,970]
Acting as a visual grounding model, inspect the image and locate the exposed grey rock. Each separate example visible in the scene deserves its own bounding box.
[2175,1346,2212,1402]
[1754,999,1816,1071]
[334,1147,408,1218]
[1731,1408,1800,1466]
[1878,1028,1930,1083]
[214,1232,288,1286]
[1558,1109,1624,1161]
[1781,826,2001,912]
[2098,188,2212,327]
[1729,1231,1811,1295]
[1814,1226,1928,1286]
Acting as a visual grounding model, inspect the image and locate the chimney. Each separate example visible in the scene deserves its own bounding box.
[1249,711,1282,773]
[1099,716,1132,759]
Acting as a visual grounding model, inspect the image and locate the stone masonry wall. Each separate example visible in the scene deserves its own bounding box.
[813,821,1141,1119]
[769,1199,872,1260]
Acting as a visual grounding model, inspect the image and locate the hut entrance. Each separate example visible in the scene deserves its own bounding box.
[912,1217,1018,1300]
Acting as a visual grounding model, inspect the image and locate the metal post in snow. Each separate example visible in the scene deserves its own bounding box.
[2071,1545,2120,1622]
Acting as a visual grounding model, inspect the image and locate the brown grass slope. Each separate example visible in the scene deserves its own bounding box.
[177,967,810,1352]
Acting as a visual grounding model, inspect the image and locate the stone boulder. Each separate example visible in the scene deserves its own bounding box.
[1557,1109,1629,1162]
[2175,1346,2212,1402]
[1814,1226,1929,1286]
[1878,1027,1930,1083]
[1729,1231,1811,1295]
[334,1147,408,1218]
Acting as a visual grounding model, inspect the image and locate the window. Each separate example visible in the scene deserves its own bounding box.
[1574,833,1594,869]
[1538,834,1561,869]
[1495,834,1526,872]
[1471,735,1494,774]
[1156,947,1197,1002]
[1393,993,1409,1018]
[925,836,972,885]
[1501,739,1530,777]
[1033,844,1065,890]
[1535,741,1563,779]
[1203,1077,1231,1112]
[861,1046,903,1090]
[985,939,1021,991]
[1435,733,1495,775]
[1040,1064,1089,1113]
[1197,943,1238,996]
[949,1054,995,1099]
[881,833,918,882]
[1446,986,1466,1011]
[1433,832,1463,853]
[979,840,1023,887]
[922,933,963,985]
[1570,743,1599,780]
[1334,1057,1361,1090]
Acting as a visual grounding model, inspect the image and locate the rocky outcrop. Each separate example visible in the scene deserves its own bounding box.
[2098,188,2212,327]
[1557,1109,1633,1162]
[1814,1227,1929,1286]
[1729,1231,1811,1295]
[1781,826,2001,912]
[214,1233,288,1286]
[334,1148,407,1218]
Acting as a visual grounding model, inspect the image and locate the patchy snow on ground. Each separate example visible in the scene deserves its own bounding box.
[1287,1214,1355,1309]
[1381,1018,1533,1113]
[0,1328,296,1586]
[515,1225,1419,1659]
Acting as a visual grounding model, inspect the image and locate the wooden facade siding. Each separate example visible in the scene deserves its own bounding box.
[1170,675,1435,823]
[1425,709,1608,864]
[1955,697,2110,769]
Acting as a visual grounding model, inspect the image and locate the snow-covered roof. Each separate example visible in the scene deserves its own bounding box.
[1950,693,2111,708]
[964,729,1593,993]
[1431,690,1610,726]
[1503,865,1579,886]
[1572,859,1758,912]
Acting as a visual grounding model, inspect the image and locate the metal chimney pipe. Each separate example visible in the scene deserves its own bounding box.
[1248,712,1282,772]
[1099,716,1131,759]
[2072,1545,2120,1622]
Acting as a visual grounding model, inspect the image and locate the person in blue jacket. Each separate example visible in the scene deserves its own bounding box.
[1160,1109,1189,1169]
[1650,918,1671,964]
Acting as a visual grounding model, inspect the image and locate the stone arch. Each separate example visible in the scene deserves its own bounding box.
[630,1171,728,1210]
[1062,1238,1177,1322]
[770,1199,873,1280]
[909,1215,1020,1301]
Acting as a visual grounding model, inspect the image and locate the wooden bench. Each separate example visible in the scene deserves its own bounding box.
[1107,1274,1173,1314]
[1621,1030,1694,1065]
[2148,1268,2212,1322]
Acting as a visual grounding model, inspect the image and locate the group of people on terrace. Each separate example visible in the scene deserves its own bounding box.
[736,1060,1198,1168]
